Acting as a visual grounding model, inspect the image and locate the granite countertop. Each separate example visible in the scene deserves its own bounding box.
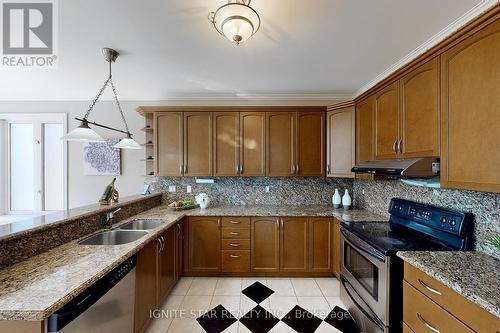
[0,193,163,242]
[397,251,500,318]
[141,204,388,222]
[0,204,384,321]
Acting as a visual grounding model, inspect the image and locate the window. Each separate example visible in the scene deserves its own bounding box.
[0,114,67,218]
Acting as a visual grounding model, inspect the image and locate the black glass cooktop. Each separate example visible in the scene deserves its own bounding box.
[341,221,452,255]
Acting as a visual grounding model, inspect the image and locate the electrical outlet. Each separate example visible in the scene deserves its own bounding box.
[187,185,192,193]
[168,185,176,193]
[361,188,366,195]
[265,185,270,193]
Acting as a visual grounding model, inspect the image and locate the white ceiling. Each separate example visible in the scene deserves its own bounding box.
[0,0,487,101]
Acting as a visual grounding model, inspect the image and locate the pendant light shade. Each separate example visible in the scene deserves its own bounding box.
[209,0,260,45]
[61,119,104,142]
[114,133,141,149]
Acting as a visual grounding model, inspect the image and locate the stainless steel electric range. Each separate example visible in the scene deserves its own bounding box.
[340,198,474,333]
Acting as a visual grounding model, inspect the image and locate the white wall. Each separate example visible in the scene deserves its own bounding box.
[0,98,332,209]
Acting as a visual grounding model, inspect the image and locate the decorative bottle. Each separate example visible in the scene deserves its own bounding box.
[332,189,341,209]
[99,178,116,205]
[342,189,352,210]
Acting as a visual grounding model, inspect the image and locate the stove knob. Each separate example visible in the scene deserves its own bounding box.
[450,219,457,227]
[440,216,447,224]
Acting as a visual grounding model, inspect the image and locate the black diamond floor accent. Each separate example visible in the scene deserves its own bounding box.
[324,306,361,333]
[196,304,237,333]
[239,305,280,333]
[241,281,274,304]
[281,305,323,333]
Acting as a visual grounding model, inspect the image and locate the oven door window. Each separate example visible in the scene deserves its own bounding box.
[344,243,379,300]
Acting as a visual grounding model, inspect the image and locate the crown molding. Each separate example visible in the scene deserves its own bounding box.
[355,0,500,97]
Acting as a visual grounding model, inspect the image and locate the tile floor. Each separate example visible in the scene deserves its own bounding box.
[146,277,355,333]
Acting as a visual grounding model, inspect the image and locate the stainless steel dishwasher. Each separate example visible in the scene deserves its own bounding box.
[46,256,136,333]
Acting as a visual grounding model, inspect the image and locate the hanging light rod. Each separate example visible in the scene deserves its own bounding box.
[61,48,141,149]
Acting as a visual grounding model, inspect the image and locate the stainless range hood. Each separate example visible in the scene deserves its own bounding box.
[351,157,439,178]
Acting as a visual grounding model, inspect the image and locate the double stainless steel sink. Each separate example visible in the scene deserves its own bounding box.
[78,219,164,245]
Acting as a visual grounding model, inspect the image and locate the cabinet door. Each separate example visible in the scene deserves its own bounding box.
[374,82,399,159]
[155,112,183,176]
[400,57,440,157]
[440,19,500,193]
[240,112,266,176]
[134,239,158,333]
[280,217,308,272]
[157,227,176,306]
[251,217,279,272]
[296,111,325,176]
[213,112,239,176]
[333,218,341,277]
[184,112,212,176]
[308,218,333,272]
[355,97,375,179]
[187,217,221,272]
[266,112,296,176]
[327,107,355,178]
[175,221,183,281]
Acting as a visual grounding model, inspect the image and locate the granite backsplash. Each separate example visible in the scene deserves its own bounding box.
[353,179,500,258]
[150,177,353,206]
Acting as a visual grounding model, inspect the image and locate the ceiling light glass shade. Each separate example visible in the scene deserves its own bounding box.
[61,120,104,142]
[114,134,142,150]
[210,1,260,45]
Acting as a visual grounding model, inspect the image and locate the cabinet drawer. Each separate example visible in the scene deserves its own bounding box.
[222,250,250,272]
[222,228,250,239]
[404,263,500,332]
[222,217,250,228]
[403,281,474,333]
[222,239,250,250]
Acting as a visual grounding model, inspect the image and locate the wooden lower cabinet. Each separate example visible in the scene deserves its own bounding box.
[185,216,221,273]
[308,217,333,272]
[403,262,500,333]
[251,217,280,272]
[333,218,341,277]
[280,217,308,272]
[134,238,159,333]
[157,227,176,305]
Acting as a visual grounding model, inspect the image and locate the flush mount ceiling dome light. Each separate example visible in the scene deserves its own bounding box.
[61,48,141,149]
[209,0,260,45]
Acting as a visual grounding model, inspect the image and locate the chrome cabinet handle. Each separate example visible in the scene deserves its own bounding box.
[417,313,440,333]
[399,140,403,154]
[230,220,241,224]
[276,218,279,226]
[291,164,295,174]
[229,243,240,247]
[230,254,240,258]
[418,279,442,295]
[392,140,397,153]
[157,238,162,252]
[217,218,221,229]
[161,236,165,252]
[183,165,187,173]
[280,218,284,229]
[327,164,330,174]
[179,165,183,174]
[236,164,239,174]
[230,231,240,236]
[296,164,299,174]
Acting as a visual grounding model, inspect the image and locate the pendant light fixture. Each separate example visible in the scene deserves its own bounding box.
[61,48,141,149]
[208,0,260,45]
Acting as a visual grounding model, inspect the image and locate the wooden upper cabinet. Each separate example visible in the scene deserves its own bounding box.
[240,112,266,176]
[440,19,500,193]
[155,112,183,176]
[184,112,212,176]
[251,217,279,272]
[355,97,375,180]
[327,107,355,178]
[309,218,333,273]
[296,111,325,176]
[187,217,221,272]
[400,57,440,157]
[266,112,296,176]
[280,217,308,272]
[213,112,239,176]
[375,81,399,159]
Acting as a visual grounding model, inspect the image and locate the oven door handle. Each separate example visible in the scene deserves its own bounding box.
[341,275,385,330]
[341,228,386,262]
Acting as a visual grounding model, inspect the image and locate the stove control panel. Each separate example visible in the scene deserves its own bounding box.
[389,198,472,236]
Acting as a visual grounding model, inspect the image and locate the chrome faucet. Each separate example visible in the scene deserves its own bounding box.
[104,208,122,229]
